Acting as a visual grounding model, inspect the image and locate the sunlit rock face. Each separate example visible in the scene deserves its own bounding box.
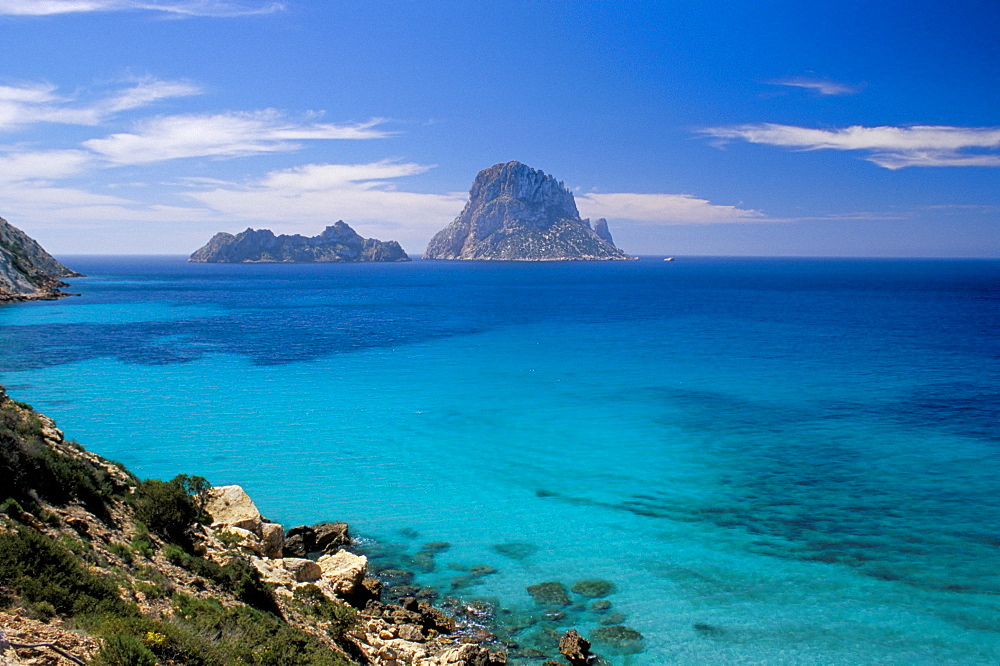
[423,162,629,261]
[0,215,81,302]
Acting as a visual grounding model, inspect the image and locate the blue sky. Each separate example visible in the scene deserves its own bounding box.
[1,0,997,256]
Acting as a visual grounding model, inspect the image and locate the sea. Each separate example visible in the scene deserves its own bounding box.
[1,255,998,664]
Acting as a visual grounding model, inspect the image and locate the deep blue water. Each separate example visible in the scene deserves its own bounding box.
[1,256,999,664]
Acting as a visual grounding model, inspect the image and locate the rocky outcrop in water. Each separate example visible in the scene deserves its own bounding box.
[189,221,410,263]
[0,216,81,303]
[423,162,630,261]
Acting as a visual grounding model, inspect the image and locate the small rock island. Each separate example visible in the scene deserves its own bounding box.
[189,221,410,263]
[0,215,81,303]
[423,161,630,261]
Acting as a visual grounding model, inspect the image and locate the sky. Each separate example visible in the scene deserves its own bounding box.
[0,0,998,257]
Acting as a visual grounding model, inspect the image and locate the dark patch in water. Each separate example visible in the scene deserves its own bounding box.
[493,541,538,560]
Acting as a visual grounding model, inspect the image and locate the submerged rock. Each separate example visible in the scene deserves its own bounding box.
[571,579,615,598]
[423,162,630,261]
[590,625,644,654]
[526,582,571,607]
[493,542,538,560]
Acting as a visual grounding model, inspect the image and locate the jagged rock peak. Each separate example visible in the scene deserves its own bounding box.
[0,215,81,303]
[423,161,630,261]
[592,218,615,247]
[189,221,410,263]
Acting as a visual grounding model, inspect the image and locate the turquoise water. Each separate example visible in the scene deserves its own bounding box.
[1,256,998,663]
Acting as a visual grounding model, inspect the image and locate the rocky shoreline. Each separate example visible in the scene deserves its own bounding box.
[0,386,625,665]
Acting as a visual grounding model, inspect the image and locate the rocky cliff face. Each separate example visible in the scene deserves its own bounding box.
[592,218,615,247]
[423,162,630,261]
[0,217,80,303]
[189,221,410,263]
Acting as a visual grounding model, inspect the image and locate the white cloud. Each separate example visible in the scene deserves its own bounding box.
[0,0,283,16]
[701,123,1000,169]
[185,160,467,249]
[768,77,858,96]
[0,149,92,181]
[84,112,392,164]
[0,78,200,130]
[576,192,763,225]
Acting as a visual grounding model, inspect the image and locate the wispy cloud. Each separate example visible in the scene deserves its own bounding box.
[701,123,1000,169]
[84,113,393,164]
[768,77,859,96]
[0,78,201,129]
[0,149,92,182]
[0,0,283,16]
[576,192,763,224]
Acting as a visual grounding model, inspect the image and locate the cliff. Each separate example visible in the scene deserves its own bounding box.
[0,386,508,666]
[423,162,630,261]
[189,222,410,263]
[0,217,81,303]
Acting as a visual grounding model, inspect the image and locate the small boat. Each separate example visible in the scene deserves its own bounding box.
[664,257,675,262]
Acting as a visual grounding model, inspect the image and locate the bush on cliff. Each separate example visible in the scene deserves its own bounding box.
[0,402,123,515]
[0,526,131,620]
[131,474,209,544]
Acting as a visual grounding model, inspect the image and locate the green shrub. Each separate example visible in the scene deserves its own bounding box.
[163,544,188,566]
[0,526,130,619]
[90,615,222,666]
[292,585,358,639]
[0,498,24,516]
[107,542,133,564]
[133,478,199,543]
[172,593,351,665]
[91,633,157,666]
[0,404,122,516]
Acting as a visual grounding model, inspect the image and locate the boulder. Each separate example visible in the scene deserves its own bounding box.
[559,629,592,665]
[314,522,351,553]
[250,557,295,587]
[317,551,368,596]
[283,525,316,557]
[205,485,262,533]
[282,557,322,583]
[258,522,284,558]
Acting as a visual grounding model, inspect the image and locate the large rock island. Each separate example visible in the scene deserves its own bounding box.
[190,221,410,263]
[423,161,630,261]
[0,216,81,303]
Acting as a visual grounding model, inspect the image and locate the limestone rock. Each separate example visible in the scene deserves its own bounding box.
[189,221,410,263]
[251,557,295,586]
[0,215,81,303]
[259,522,284,558]
[282,557,323,583]
[205,485,263,532]
[423,162,630,261]
[559,629,592,665]
[317,550,368,596]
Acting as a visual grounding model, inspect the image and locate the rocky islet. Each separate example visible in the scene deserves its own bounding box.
[424,162,631,261]
[189,221,410,263]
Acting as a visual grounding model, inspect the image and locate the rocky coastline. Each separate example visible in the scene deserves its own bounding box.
[0,216,81,304]
[0,385,628,665]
